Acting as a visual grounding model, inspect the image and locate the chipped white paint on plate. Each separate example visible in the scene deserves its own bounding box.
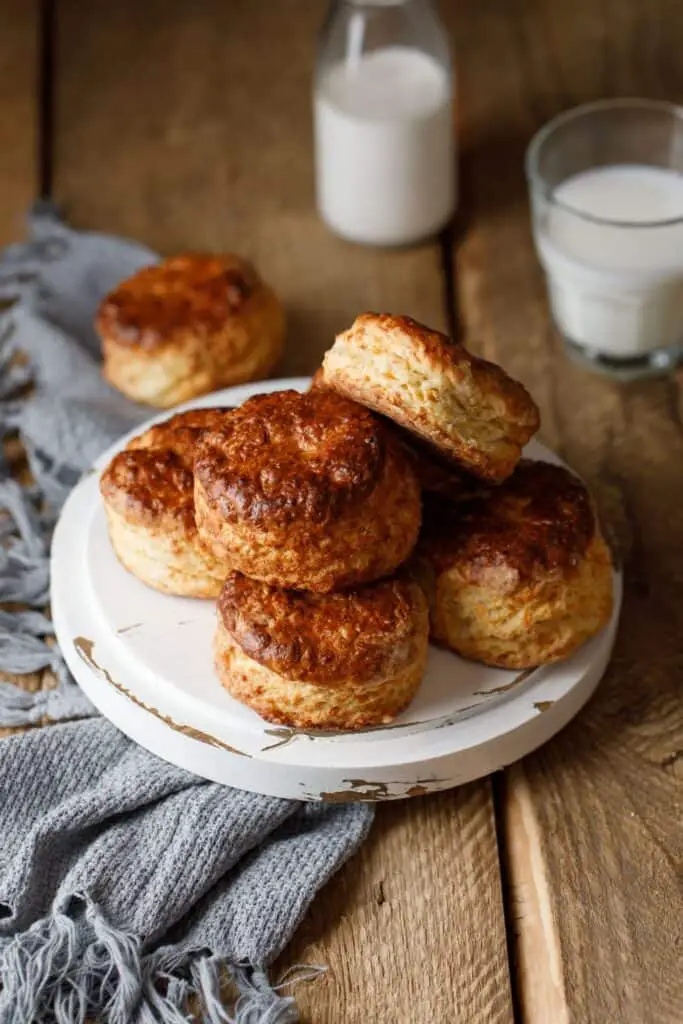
[51,378,622,801]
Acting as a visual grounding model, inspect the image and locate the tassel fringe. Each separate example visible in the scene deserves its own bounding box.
[0,900,303,1024]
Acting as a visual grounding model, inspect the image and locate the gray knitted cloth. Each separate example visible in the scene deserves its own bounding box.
[0,206,374,1023]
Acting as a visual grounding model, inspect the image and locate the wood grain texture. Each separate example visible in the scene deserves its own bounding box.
[53,3,513,1021]
[277,785,513,1024]
[0,0,37,243]
[445,1,683,1021]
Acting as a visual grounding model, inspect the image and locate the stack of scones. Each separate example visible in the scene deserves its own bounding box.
[98,261,613,732]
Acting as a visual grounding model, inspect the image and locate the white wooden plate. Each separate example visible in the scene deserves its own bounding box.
[51,378,622,802]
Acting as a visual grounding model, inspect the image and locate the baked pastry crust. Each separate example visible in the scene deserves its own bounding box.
[418,460,614,668]
[98,254,285,407]
[312,363,483,500]
[397,430,489,502]
[322,312,539,482]
[100,408,233,596]
[215,571,429,729]
[194,388,421,592]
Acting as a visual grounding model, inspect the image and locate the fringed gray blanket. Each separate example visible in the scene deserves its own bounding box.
[0,206,373,1023]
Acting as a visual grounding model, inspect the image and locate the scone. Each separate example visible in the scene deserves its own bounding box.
[194,388,421,592]
[397,431,489,503]
[100,408,233,597]
[418,460,614,668]
[215,571,429,729]
[321,312,540,482]
[98,254,285,407]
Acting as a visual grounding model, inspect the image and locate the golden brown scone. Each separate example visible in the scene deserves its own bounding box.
[98,254,285,408]
[100,408,234,596]
[417,460,614,668]
[215,571,429,729]
[194,388,421,592]
[322,313,540,482]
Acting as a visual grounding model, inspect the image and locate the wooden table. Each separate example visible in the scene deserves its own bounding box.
[2,2,682,1021]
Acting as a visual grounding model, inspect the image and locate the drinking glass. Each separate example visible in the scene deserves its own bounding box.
[526,99,683,379]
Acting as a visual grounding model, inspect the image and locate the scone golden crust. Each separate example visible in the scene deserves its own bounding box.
[98,254,285,408]
[322,313,540,482]
[100,408,233,596]
[418,460,614,668]
[215,571,429,729]
[194,389,421,591]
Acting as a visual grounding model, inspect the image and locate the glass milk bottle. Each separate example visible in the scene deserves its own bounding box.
[314,0,456,247]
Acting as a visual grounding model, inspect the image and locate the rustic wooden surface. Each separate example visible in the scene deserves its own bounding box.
[279,785,513,1024]
[2,0,682,1021]
[447,2,683,1022]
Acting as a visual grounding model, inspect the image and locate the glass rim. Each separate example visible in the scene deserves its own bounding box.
[525,97,683,229]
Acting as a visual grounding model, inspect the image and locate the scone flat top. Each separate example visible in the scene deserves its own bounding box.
[323,312,540,481]
[194,389,391,528]
[96,254,261,349]
[100,408,230,528]
[421,461,597,587]
[218,571,426,685]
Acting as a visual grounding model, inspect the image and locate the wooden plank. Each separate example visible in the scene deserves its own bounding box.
[0,0,37,244]
[445,1,683,1021]
[53,3,514,1021]
[279,786,513,1024]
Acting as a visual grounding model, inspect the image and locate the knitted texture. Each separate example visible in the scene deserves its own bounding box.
[0,208,374,1022]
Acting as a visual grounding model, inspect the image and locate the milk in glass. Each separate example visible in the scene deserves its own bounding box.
[535,164,683,359]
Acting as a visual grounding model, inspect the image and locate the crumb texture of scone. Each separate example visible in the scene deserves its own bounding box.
[418,460,614,668]
[194,388,421,592]
[98,254,285,407]
[322,312,540,482]
[100,408,233,597]
[215,571,429,729]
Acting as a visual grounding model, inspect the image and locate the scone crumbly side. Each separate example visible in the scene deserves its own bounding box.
[419,460,614,667]
[322,312,539,481]
[431,532,614,668]
[214,619,428,730]
[103,505,225,598]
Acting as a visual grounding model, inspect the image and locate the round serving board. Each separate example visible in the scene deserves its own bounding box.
[52,378,622,801]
